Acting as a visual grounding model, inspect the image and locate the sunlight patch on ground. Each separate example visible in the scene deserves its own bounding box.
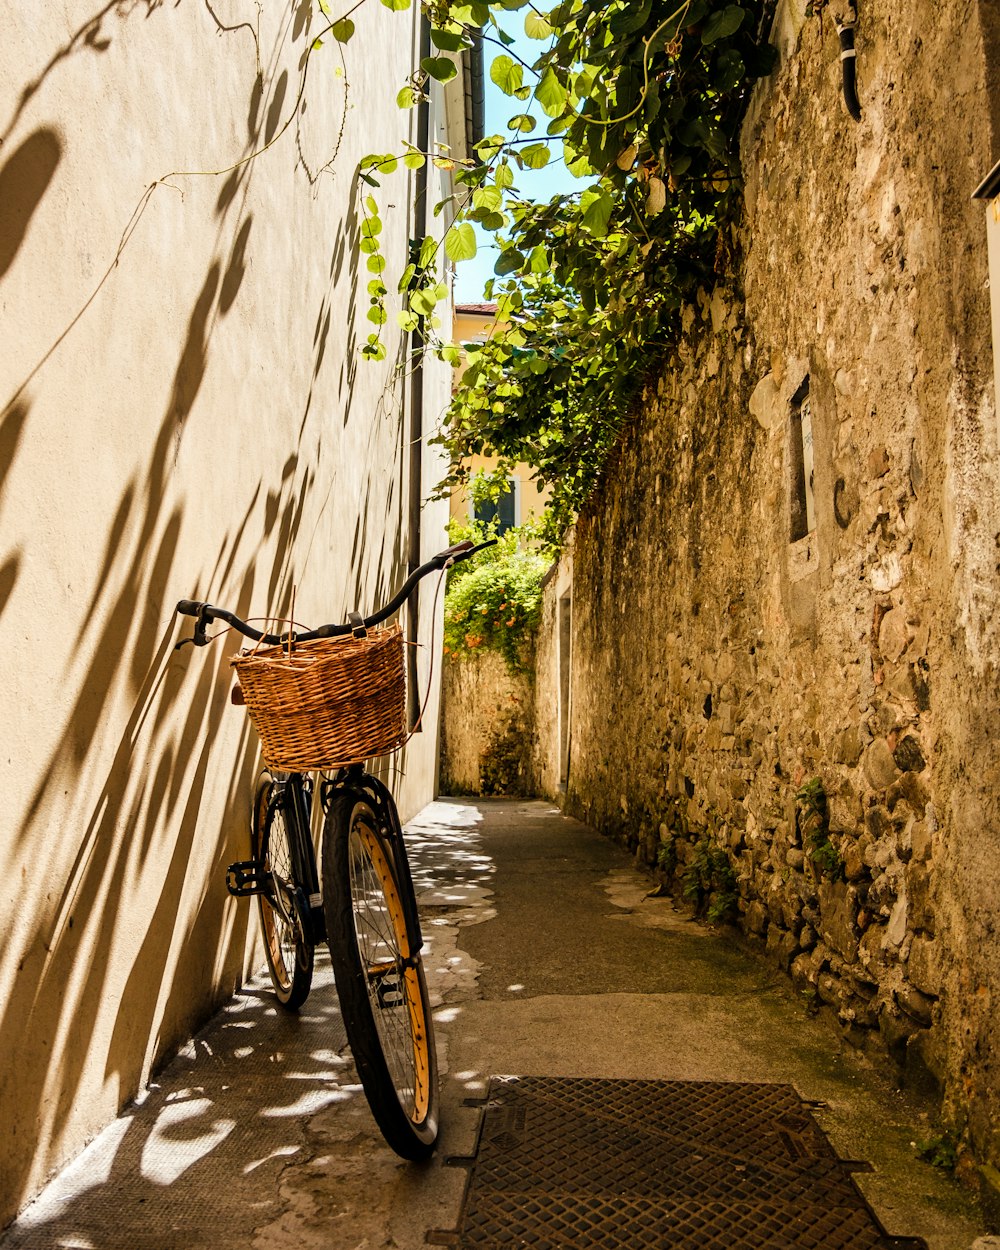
[139,1098,236,1185]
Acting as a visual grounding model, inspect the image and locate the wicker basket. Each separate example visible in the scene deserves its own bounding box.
[231,624,407,771]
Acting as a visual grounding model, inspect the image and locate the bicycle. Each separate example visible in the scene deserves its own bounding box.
[175,537,491,1159]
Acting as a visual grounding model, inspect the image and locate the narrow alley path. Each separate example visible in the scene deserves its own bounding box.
[1,800,986,1249]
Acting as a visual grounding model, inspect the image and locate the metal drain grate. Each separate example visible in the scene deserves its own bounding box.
[430,1077,926,1250]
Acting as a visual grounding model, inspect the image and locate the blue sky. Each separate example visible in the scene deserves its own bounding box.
[453,19,580,302]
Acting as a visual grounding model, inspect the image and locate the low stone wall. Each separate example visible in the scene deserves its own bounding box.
[439,651,537,796]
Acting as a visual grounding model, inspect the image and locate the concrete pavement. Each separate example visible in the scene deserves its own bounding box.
[0,798,987,1248]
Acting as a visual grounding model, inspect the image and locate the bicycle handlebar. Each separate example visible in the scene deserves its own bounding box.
[175,538,496,649]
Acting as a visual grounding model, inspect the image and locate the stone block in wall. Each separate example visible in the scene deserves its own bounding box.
[896,984,936,1029]
[905,933,939,996]
[843,841,866,882]
[893,734,926,773]
[818,878,859,963]
[834,726,863,767]
[864,739,900,790]
[878,607,911,662]
[766,926,799,971]
[888,771,929,817]
[909,820,933,863]
[744,899,769,936]
[906,863,934,933]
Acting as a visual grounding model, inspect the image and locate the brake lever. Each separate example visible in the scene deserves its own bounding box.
[174,607,213,651]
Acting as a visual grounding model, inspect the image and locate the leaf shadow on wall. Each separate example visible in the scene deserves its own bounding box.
[0,129,62,281]
[0,146,266,1250]
[0,8,419,1226]
[1,2,164,148]
[0,402,29,624]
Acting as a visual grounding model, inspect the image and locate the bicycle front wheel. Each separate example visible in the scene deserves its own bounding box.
[322,794,439,1159]
[252,773,313,1011]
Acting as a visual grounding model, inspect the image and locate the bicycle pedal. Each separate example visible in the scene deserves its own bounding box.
[226,859,268,897]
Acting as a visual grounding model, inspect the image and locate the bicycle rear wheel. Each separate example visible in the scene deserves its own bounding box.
[251,773,313,1010]
[322,793,439,1159]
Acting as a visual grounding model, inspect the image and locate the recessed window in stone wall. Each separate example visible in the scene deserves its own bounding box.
[789,379,815,542]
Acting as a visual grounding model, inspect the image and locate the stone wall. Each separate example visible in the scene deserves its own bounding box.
[440,651,538,795]
[554,0,1000,1183]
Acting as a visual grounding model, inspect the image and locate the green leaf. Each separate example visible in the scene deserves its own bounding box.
[473,185,503,212]
[403,150,426,169]
[378,154,398,173]
[580,188,613,237]
[534,67,567,118]
[359,237,378,254]
[528,244,548,273]
[520,143,551,169]
[431,27,466,52]
[361,217,382,237]
[379,0,410,9]
[366,254,386,273]
[494,161,515,188]
[397,310,420,331]
[494,248,525,275]
[445,222,478,262]
[368,278,388,296]
[507,113,536,133]
[422,56,458,83]
[611,0,652,35]
[397,85,420,108]
[331,17,355,42]
[362,335,387,361]
[410,288,437,316]
[701,5,745,43]
[490,55,524,95]
[476,134,506,160]
[418,235,438,267]
[367,306,387,324]
[525,10,553,38]
[311,37,324,51]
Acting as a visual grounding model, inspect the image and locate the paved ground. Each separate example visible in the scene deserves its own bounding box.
[0,798,988,1249]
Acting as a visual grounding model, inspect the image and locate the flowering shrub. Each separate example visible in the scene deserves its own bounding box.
[443,525,549,673]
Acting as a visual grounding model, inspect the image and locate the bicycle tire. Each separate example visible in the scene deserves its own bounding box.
[322,793,439,1159]
[251,772,313,1011]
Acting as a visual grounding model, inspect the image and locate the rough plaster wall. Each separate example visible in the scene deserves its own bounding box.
[0,1,451,1224]
[439,652,537,796]
[534,580,562,798]
[561,0,1000,1171]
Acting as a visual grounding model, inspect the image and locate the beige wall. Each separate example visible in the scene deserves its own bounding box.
[447,306,551,528]
[0,1,463,1224]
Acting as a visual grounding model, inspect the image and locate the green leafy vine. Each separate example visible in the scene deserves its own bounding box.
[332,0,779,539]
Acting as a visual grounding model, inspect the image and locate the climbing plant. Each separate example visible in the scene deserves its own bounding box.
[442,519,548,672]
[333,0,779,538]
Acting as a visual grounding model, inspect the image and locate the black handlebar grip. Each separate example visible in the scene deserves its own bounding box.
[440,539,475,559]
[176,599,203,616]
